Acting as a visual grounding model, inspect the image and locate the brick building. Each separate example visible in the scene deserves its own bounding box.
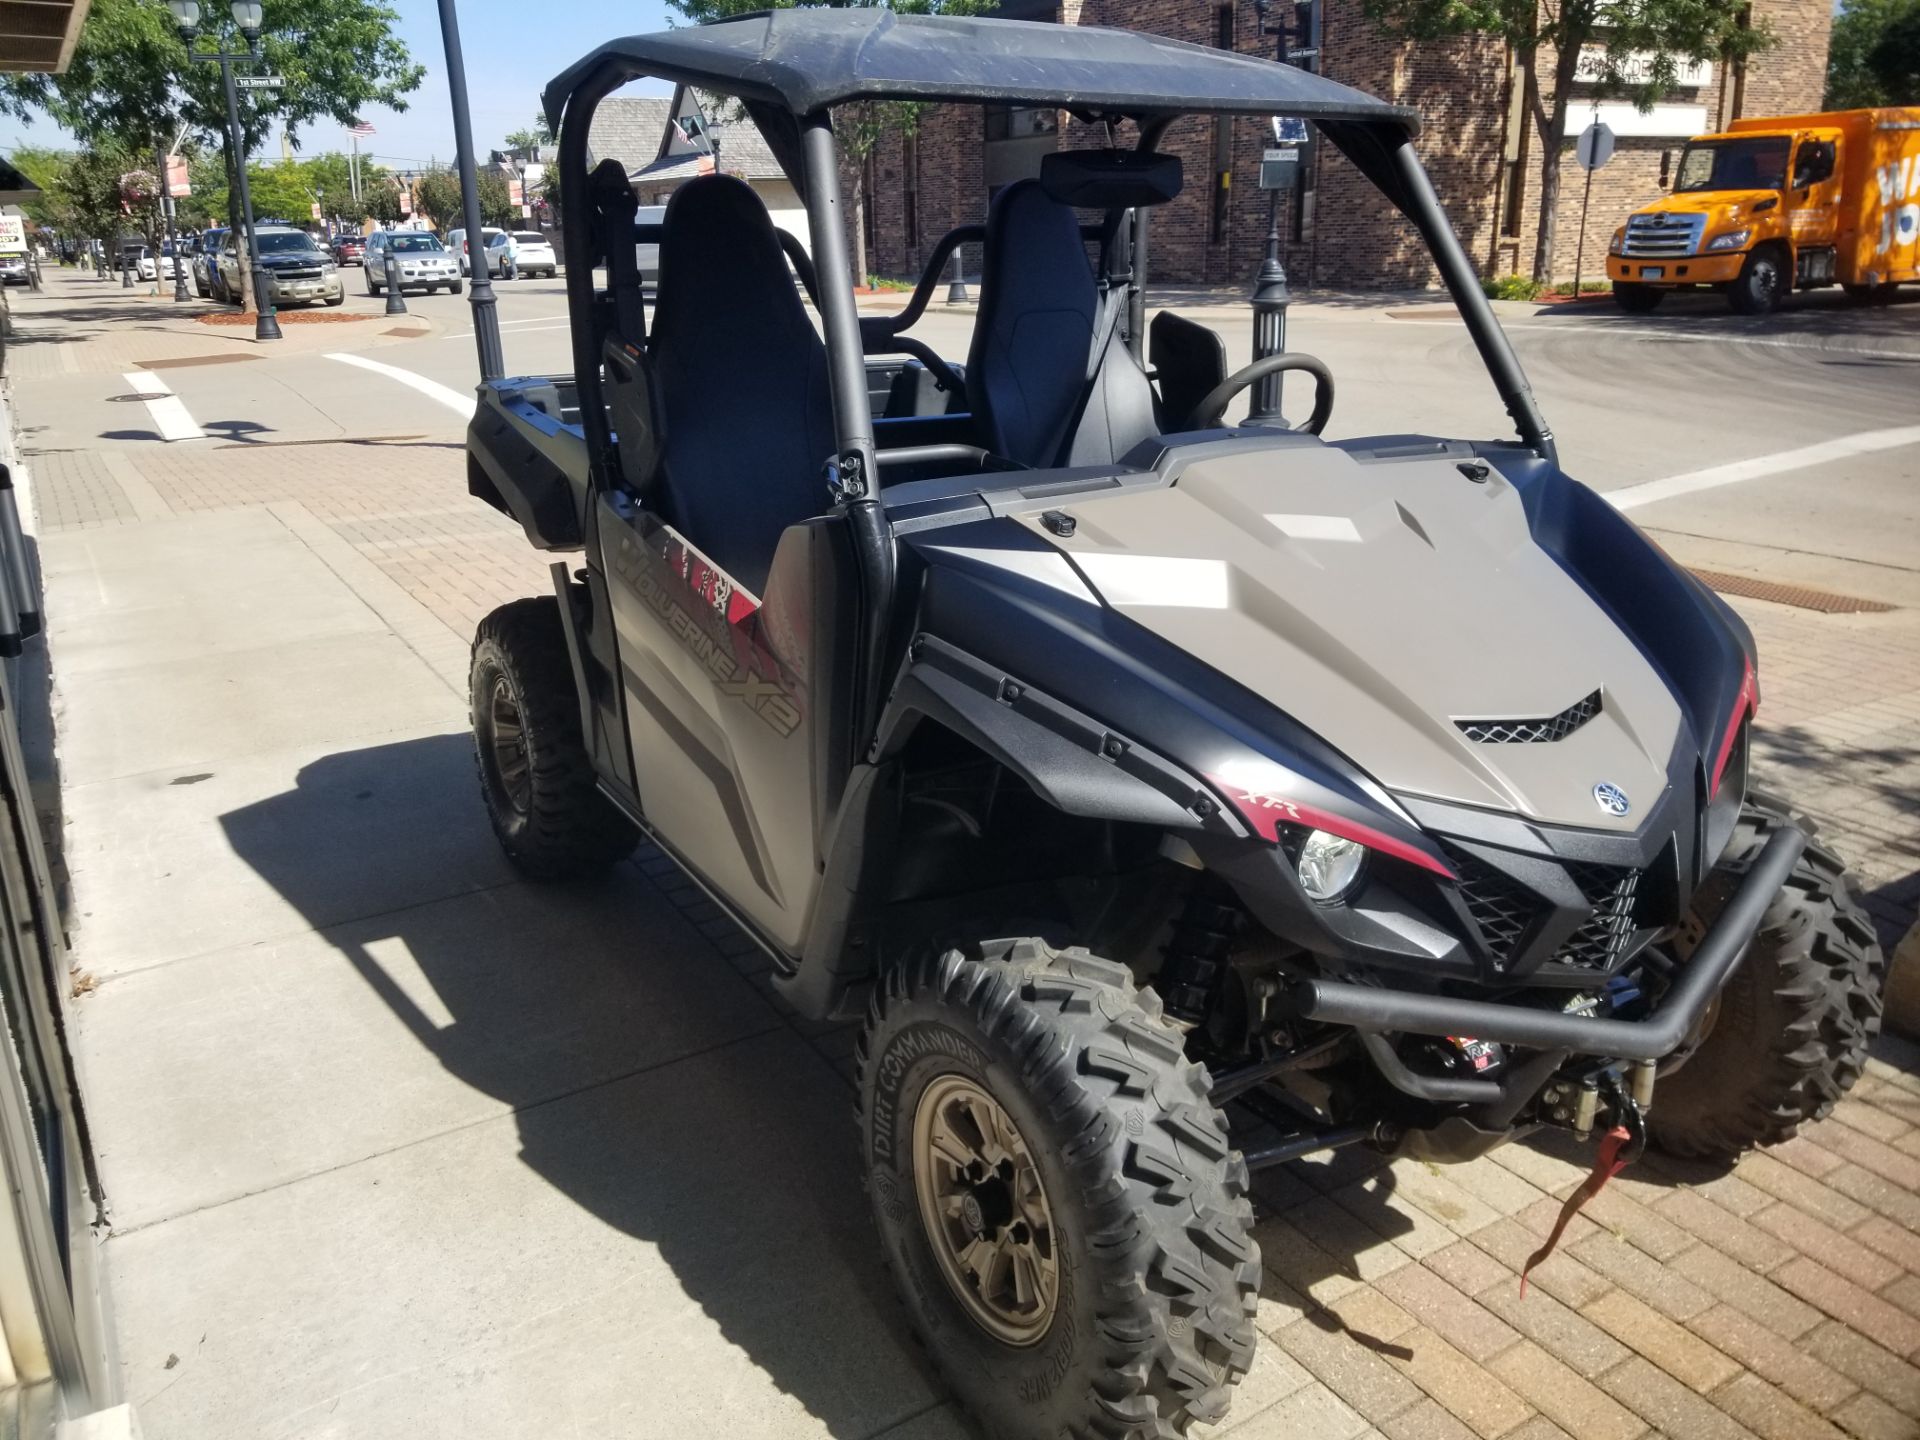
[862,0,1833,287]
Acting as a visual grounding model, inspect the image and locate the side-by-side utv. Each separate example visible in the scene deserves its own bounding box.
[464,13,1884,1438]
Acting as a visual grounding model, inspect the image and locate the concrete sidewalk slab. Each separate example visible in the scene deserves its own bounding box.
[107,1028,941,1440]
[53,627,456,787]
[80,876,783,1231]
[60,728,518,977]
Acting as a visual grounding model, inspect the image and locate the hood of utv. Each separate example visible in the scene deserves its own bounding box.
[1019,443,1683,831]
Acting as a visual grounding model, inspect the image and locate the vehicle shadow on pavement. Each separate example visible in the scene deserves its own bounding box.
[218,731,949,1437]
[1755,728,1920,950]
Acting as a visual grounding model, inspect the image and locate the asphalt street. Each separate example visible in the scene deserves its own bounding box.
[90,267,1920,601]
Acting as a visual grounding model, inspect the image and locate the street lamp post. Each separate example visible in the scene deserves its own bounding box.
[168,0,280,342]
[437,0,503,379]
[1247,0,1293,425]
[155,145,190,302]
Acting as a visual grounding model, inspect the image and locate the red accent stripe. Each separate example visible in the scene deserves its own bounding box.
[1709,655,1757,798]
[1207,775,1455,879]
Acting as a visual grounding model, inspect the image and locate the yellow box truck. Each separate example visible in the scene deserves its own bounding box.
[1606,107,1920,314]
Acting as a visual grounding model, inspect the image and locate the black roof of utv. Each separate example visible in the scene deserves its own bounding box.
[543,8,1419,132]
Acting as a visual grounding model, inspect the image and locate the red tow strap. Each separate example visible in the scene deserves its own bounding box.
[1520,1125,1633,1297]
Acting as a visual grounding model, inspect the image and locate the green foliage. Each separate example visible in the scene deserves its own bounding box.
[409,169,512,232]
[502,115,553,153]
[1829,0,1920,107]
[0,0,423,157]
[1482,273,1545,300]
[242,161,316,225]
[412,170,463,232]
[46,140,144,250]
[364,180,405,227]
[7,145,74,229]
[477,168,514,228]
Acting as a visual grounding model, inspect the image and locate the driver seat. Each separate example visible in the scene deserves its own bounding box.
[967,180,1160,469]
[648,176,835,595]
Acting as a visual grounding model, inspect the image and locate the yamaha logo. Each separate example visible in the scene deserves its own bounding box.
[1593,782,1631,817]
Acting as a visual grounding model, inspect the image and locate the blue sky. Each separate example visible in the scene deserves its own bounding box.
[0,0,680,165]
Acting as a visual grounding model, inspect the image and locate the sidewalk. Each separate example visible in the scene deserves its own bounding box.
[9,274,1920,1440]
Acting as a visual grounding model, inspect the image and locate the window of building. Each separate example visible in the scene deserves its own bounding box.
[1215,3,1234,50]
[984,106,1059,142]
[1500,64,1533,239]
[1211,117,1232,244]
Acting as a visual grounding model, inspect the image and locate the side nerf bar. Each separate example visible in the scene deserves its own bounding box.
[1288,826,1806,1062]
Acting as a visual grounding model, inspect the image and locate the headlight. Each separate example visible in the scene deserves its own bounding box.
[1706,229,1751,252]
[1608,227,1626,256]
[1297,829,1367,903]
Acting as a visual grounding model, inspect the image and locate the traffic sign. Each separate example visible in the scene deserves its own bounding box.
[235,74,284,91]
[1576,121,1616,171]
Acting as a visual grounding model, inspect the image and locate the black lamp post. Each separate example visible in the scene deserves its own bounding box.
[438,0,503,379]
[1247,0,1292,424]
[156,145,191,301]
[168,0,280,341]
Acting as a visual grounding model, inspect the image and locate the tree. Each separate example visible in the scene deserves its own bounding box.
[1828,0,1920,106]
[412,170,462,232]
[664,0,993,283]
[364,179,405,227]
[1365,0,1769,281]
[50,142,142,271]
[502,115,553,154]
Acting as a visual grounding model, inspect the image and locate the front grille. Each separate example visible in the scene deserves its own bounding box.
[1456,690,1601,744]
[1622,213,1705,258]
[1449,852,1539,966]
[1444,848,1644,974]
[274,266,325,281]
[1558,863,1642,972]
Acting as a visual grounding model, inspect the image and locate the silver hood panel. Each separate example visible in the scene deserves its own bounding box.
[1017,445,1683,831]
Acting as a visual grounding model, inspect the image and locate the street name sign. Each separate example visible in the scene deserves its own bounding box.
[235,74,284,91]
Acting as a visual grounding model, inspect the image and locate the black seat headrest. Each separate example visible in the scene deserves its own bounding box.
[1040,150,1183,210]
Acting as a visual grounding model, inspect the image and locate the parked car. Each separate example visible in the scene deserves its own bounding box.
[510,229,558,278]
[447,226,509,277]
[331,234,366,266]
[636,204,664,288]
[364,230,462,295]
[192,229,228,297]
[0,254,28,286]
[216,226,344,307]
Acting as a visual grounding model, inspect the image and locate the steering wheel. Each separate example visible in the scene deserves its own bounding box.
[1189,352,1335,435]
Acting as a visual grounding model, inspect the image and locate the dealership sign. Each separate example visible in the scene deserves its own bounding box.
[1575,48,1713,89]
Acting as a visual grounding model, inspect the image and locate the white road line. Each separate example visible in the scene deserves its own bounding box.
[442,320,573,341]
[325,351,476,417]
[1607,424,1920,512]
[122,370,204,443]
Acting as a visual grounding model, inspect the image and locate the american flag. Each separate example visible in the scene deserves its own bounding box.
[348,122,376,136]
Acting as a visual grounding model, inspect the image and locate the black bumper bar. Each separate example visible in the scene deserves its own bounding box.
[1288,826,1805,1062]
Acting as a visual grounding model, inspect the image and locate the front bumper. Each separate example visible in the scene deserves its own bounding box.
[1609,252,1747,286]
[1289,823,1805,1061]
[393,267,459,288]
[268,274,344,302]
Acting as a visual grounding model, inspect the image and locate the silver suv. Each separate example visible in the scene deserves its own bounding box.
[365,230,462,296]
[216,226,343,307]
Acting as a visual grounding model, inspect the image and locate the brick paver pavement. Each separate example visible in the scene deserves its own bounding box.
[13,280,1920,1440]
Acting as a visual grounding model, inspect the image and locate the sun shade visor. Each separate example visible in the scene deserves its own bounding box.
[1041,150,1183,209]
[543,10,1418,135]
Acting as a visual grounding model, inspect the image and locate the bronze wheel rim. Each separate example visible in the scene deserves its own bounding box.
[485,674,531,816]
[912,1074,1059,1347]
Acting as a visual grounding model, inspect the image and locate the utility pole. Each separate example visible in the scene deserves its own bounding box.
[437,0,503,379]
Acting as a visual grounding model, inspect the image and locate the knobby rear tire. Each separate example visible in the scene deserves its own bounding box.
[470,597,639,880]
